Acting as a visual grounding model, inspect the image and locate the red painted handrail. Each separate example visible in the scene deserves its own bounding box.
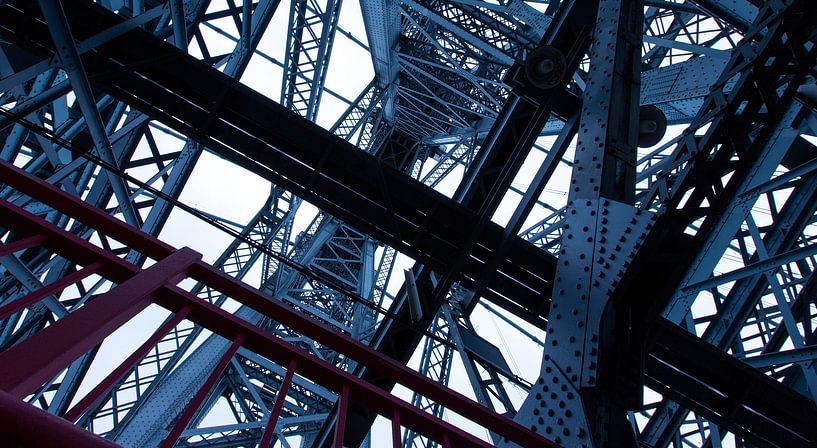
[0,160,558,447]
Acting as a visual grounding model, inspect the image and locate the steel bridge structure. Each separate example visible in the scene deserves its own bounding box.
[0,0,816,447]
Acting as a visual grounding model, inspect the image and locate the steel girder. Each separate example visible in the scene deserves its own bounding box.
[1,0,817,447]
[1,1,808,446]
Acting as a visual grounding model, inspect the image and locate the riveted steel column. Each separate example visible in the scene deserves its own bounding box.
[511,0,648,446]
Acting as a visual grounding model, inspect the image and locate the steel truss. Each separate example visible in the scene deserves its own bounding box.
[1,0,817,447]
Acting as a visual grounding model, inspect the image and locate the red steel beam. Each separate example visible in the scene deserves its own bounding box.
[0,389,119,448]
[334,382,349,448]
[0,234,48,257]
[258,358,297,447]
[392,409,402,448]
[0,197,499,448]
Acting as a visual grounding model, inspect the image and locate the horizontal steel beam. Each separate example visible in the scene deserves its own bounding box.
[3,3,814,447]
[0,389,120,448]
[647,319,817,447]
[743,345,817,369]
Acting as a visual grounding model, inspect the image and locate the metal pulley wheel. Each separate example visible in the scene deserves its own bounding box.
[638,104,668,148]
[524,45,567,89]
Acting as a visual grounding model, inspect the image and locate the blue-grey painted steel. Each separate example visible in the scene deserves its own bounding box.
[642,104,817,446]
[281,0,343,120]
[743,345,817,369]
[2,0,816,446]
[358,0,400,121]
[509,0,649,445]
[664,106,806,321]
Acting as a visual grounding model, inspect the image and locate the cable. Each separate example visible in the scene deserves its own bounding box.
[487,310,521,375]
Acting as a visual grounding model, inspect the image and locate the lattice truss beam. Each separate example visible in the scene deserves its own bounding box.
[0,0,816,447]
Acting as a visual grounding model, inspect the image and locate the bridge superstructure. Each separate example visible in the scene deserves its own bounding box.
[0,0,816,447]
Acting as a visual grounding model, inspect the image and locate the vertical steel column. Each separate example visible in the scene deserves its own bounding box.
[169,0,188,50]
[511,0,648,446]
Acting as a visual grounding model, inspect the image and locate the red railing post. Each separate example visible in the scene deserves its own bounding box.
[333,382,349,448]
[258,357,298,447]
[392,409,402,448]
[441,432,452,448]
